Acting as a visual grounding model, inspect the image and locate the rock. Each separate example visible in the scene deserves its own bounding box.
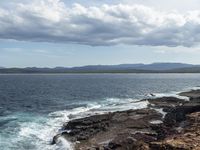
[179,90,200,99]
[53,90,200,150]
[51,134,61,145]
[61,108,162,149]
[164,102,200,127]
[62,113,112,142]
[106,133,150,150]
[148,97,186,112]
[150,112,200,150]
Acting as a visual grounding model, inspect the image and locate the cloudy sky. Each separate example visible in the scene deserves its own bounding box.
[1,0,200,67]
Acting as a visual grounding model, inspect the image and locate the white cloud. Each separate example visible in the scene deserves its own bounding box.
[0,0,200,47]
[154,46,200,54]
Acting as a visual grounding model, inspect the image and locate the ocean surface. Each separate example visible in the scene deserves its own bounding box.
[1,73,200,150]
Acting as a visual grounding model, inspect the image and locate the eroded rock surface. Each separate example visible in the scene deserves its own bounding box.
[179,89,200,99]
[151,112,200,150]
[53,90,200,150]
[62,109,162,149]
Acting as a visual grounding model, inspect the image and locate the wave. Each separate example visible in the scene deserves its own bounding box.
[149,92,190,101]
[16,103,104,150]
[50,86,200,149]
[8,103,104,150]
[3,86,200,150]
[100,98,149,112]
[147,86,200,101]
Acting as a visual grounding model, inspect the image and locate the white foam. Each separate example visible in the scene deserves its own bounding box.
[185,86,200,91]
[18,117,69,150]
[150,120,163,124]
[105,98,138,104]
[147,86,200,103]
[154,108,167,118]
[56,136,73,150]
[15,86,200,150]
[17,112,73,149]
[16,103,106,150]
[100,98,149,112]
[149,91,190,101]
[49,103,102,121]
[147,86,200,101]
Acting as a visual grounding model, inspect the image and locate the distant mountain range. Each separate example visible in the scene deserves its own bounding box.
[1,63,200,73]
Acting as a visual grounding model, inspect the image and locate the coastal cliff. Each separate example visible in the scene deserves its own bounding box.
[53,90,200,150]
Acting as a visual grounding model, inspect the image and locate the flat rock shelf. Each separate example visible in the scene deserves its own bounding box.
[53,90,200,150]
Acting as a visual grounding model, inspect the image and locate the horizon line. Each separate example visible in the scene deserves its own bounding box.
[0,62,198,69]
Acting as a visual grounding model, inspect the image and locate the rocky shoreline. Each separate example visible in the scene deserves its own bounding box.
[53,89,200,150]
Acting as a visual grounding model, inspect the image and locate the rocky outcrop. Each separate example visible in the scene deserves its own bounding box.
[53,90,200,150]
[150,112,200,150]
[148,97,186,113]
[62,113,113,141]
[61,109,162,149]
[179,89,200,99]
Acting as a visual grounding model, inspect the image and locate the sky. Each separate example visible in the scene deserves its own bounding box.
[1,0,200,67]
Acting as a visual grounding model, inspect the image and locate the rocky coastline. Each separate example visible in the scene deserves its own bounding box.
[53,89,200,150]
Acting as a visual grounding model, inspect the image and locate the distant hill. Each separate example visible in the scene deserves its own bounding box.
[0,63,200,73]
[55,63,195,71]
[168,66,200,73]
[133,63,195,70]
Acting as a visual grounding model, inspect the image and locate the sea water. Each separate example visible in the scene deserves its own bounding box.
[1,73,200,150]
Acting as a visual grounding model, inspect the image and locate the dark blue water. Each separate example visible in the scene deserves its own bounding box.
[1,73,200,150]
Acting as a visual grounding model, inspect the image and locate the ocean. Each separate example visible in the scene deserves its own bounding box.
[1,73,200,150]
